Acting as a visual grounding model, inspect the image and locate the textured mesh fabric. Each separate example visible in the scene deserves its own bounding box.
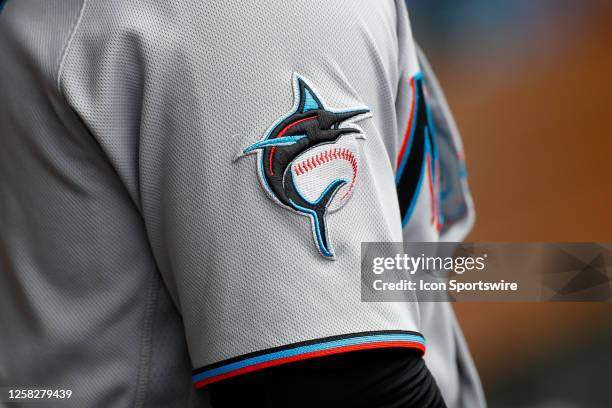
[1,0,482,407]
[0,1,170,407]
[59,0,421,371]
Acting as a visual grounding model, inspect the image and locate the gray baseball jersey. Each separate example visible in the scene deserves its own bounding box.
[0,0,484,407]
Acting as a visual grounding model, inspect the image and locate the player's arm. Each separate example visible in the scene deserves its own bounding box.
[415,45,475,241]
[392,2,484,405]
[210,348,446,408]
[56,0,445,405]
[412,46,486,408]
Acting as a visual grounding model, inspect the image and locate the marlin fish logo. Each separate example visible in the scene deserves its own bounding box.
[238,74,370,259]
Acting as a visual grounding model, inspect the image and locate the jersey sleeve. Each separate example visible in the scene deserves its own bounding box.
[416,46,476,242]
[412,50,485,406]
[392,3,484,406]
[394,3,475,242]
[58,0,427,389]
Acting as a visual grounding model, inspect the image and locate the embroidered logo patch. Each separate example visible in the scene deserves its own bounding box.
[239,74,370,259]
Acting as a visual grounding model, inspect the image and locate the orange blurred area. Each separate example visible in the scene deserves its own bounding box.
[414,0,612,396]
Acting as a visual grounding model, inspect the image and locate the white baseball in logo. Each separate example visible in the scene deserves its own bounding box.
[291,135,360,213]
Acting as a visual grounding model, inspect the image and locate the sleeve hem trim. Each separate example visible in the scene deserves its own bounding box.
[192,330,425,389]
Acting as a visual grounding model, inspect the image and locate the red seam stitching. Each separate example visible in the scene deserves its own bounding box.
[294,148,358,200]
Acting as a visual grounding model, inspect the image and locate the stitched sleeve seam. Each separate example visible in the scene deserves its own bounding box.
[56,0,87,94]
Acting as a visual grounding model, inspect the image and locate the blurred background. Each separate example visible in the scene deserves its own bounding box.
[406,1,612,407]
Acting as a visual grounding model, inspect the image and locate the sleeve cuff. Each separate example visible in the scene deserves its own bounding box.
[192,330,426,389]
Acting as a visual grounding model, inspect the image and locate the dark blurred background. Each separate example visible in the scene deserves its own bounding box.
[406,1,612,407]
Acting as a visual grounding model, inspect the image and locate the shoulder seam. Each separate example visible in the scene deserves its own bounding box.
[56,0,87,93]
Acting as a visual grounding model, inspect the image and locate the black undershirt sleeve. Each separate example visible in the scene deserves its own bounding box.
[209,348,447,408]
